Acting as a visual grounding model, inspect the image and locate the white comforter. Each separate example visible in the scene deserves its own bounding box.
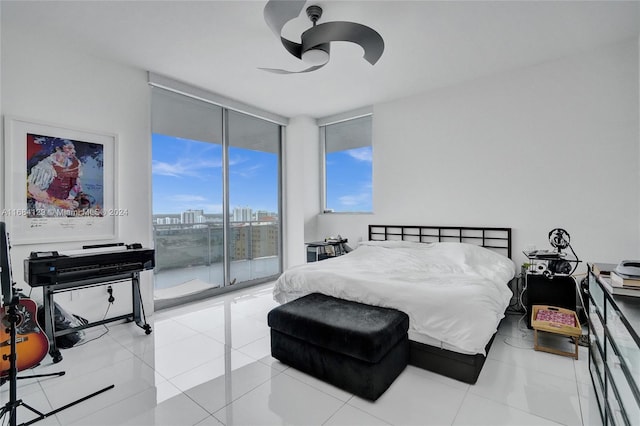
[273,240,515,355]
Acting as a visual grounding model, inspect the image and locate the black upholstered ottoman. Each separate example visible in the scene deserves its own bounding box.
[267,293,409,400]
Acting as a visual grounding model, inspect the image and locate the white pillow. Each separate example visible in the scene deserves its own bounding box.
[450,242,516,284]
[358,239,433,250]
[361,240,515,283]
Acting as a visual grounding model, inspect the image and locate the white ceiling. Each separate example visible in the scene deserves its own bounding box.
[2,0,639,119]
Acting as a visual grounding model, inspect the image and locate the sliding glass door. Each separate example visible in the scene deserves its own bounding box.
[151,89,225,304]
[227,111,281,284]
[151,88,281,308]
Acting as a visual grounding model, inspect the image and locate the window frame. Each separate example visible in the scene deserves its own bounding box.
[149,80,286,309]
[320,113,373,214]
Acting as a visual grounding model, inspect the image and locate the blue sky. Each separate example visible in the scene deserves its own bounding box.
[152,134,373,214]
[326,147,373,212]
[152,134,278,214]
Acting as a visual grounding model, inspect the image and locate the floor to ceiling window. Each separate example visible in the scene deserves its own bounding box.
[227,110,281,284]
[150,86,282,308]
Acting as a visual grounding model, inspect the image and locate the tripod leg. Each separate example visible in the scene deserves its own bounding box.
[5,399,46,420]
[19,384,114,426]
[3,298,21,426]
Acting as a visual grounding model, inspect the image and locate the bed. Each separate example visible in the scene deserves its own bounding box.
[272,225,515,383]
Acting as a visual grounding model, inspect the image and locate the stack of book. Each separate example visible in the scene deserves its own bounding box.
[592,263,615,278]
[605,271,640,297]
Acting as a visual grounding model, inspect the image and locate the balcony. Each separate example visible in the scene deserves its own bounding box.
[153,220,280,301]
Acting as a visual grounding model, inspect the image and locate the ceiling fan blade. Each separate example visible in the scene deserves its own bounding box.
[302,21,385,65]
[264,0,305,36]
[264,0,306,59]
[258,63,327,75]
[281,37,302,59]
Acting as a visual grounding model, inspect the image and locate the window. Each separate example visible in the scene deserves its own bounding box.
[151,89,225,298]
[150,85,283,308]
[322,115,373,213]
[227,110,281,282]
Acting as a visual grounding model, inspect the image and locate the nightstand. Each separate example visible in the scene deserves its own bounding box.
[525,273,577,328]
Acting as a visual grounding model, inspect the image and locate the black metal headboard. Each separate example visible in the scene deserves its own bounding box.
[368,225,512,259]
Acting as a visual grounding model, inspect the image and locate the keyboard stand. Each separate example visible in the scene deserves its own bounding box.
[41,271,151,363]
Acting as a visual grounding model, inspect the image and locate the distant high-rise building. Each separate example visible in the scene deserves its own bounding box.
[231,222,279,260]
[255,210,268,221]
[181,209,204,224]
[233,206,252,222]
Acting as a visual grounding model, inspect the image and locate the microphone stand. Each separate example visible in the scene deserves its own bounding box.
[0,289,114,426]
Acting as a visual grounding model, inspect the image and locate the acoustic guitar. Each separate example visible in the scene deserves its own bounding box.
[0,298,49,376]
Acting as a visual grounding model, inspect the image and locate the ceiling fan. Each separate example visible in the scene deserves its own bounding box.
[260,0,385,74]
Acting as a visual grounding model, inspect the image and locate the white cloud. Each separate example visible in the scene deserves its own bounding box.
[233,163,262,178]
[167,194,207,202]
[339,193,370,207]
[347,147,372,162]
[152,158,222,178]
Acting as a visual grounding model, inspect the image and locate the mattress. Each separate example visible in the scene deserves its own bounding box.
[273,240,516,355]
[409,330,477,355]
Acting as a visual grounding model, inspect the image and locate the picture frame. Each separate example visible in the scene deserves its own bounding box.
[3,116,118,245]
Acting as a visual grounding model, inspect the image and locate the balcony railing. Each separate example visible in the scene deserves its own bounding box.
[152,220,279,273]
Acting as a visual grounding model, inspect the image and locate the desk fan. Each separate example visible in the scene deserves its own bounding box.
[547,228,577,275]
[549,228,571,252]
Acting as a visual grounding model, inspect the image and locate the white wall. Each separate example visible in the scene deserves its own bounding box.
[1,18,153,320]
[318,38,640,269]
[284,116,319,267]
[2,6,638,312]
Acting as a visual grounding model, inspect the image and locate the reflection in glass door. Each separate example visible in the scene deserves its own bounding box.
[227,111,281,285]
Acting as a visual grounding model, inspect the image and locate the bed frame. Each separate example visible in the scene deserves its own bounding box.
[368,225,512,384]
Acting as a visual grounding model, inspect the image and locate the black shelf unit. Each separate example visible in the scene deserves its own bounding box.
[525,273,578,328]
[523,251,581,328]
[306,239,349,262]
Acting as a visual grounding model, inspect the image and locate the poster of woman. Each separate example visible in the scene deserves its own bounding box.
[26,134,104,218]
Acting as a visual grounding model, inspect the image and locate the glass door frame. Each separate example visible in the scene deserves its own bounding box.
[153,110,284,312]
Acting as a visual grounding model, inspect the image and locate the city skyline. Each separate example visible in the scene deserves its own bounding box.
[152,133,373,215]
[152,206,278,225]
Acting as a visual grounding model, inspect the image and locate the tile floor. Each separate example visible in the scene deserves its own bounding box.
[1,283,603,425]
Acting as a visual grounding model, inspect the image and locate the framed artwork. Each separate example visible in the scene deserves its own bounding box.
[3,116,118,245]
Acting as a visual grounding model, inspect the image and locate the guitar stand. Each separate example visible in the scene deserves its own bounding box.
[1,296,114,426]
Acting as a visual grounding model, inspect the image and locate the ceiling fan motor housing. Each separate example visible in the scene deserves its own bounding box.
[306,5,323,24]
[302,6,330,65]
